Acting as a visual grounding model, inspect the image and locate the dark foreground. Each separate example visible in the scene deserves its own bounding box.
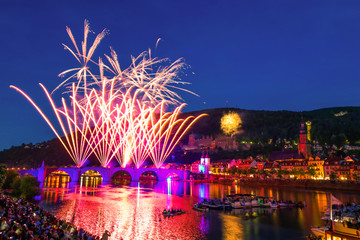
[0,192,101,239]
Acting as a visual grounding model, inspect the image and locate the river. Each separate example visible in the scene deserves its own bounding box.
[37,177,360,240]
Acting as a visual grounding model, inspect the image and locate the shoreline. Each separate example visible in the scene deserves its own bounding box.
[189,178,360,193]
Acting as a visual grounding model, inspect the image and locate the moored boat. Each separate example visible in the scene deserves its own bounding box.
[310,226,328,238]
[193,204,209,212]
[231,201,243,209]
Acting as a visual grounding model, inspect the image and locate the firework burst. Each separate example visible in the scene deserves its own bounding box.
[11,20,205,169]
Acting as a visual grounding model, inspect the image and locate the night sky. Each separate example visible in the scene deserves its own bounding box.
[1,0,360,150]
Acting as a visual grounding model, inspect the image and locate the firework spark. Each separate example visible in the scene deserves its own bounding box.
[11,20,205,169]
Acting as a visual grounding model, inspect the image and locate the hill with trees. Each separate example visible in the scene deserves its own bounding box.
[1,106,360,167]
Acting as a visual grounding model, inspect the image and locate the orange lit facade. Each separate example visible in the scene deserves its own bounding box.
[308,156,325,179]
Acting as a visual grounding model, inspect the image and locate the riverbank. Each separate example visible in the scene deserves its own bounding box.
[235,179,360,192]
[197,178,360,192]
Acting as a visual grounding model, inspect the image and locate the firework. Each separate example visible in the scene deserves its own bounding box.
[10,84,96,167]
[11,20,205,169]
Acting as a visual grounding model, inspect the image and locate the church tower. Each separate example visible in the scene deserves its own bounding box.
[306,121,311,142]
[298,122,311,159]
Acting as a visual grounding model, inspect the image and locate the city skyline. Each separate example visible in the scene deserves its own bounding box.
[2,0,360,149]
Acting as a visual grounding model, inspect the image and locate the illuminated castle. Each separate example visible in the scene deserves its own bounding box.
[183,134,239,151]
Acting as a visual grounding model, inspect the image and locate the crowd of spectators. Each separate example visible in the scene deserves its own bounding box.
[0,192,101,239]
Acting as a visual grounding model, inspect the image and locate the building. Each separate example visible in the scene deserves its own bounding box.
[308,156,325,179]
[323,157,342,180]
[277,160,308,179]
[182,134,239,152]
[190,153,210,175]
[268,122,311,162]
[298,122,312,159]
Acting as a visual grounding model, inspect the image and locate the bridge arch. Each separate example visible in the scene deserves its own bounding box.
[44,170,71,188]
[166,172,180,181]
[44,168,72,181]
[111,170,132,185]
[139,170,158,181]
[80,170,103,187]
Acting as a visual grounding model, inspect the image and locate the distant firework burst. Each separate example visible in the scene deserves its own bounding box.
[220,111,242,136]
[11,20,206,168]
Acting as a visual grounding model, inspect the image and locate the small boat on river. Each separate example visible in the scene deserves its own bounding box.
[162,209,186,217]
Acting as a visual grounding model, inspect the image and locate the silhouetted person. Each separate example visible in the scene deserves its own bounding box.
[102,230,111,240]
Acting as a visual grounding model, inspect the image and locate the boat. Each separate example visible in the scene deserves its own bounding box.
[278,201,288,208]
[310,226,328,239]
[325,221,360,239]
[257,197,272,208]
[317,198,360,239]
[231,201,243,209]
[242,200,252,208]
[271,202,279,208]
[193,204,209,212]
[201,200,223,209]
[162,209,186,217]
[250,199,260,208]
[260,201,272,208]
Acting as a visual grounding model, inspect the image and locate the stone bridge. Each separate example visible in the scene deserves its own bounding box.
[18,164,189,186]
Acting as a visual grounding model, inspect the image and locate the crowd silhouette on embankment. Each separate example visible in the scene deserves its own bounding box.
[0,192,109,239]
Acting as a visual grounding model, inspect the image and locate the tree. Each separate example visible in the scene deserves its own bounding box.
[290,168,300,180]
[330,171,337,181]
[12,176,41,200]
[298,168,306,179]
[307,166,316,179]
[0,164,6,188]
[259,169,269,179]
[276,166,283,179]
[330,133,347,148]
[2,170,20,190]
[228,166,238,175]
[352,172,360,182]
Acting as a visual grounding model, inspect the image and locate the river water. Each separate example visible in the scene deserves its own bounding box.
[38,178,360,240]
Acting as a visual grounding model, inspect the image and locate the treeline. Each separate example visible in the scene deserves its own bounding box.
[0,165,41,200]
[0,139,74,168]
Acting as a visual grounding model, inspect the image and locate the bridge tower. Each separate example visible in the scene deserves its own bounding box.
[200,153,210,177]
[37,161,46,187]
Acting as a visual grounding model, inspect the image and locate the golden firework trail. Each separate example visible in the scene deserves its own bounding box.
[11,20,205,168]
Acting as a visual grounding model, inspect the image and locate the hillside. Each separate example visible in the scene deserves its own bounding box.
[1,106,360,167]
[184,106,360,145]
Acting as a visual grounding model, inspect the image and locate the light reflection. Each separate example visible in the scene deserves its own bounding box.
[38,181,360,240]
[220,213,244,240]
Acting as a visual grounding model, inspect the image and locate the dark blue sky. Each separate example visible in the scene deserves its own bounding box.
[1,0,360,150]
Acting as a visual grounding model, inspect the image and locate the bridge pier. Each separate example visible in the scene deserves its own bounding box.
[101,168,112,184]
[37,162,46,188]
[70,168,81,185]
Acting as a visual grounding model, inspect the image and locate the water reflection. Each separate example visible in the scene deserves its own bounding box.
[80,170,103,188]
[111,170,131,186]
[39,181,360,240]
[44,171,71,188]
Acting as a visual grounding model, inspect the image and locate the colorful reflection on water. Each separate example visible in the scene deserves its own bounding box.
[39,180,360,240]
